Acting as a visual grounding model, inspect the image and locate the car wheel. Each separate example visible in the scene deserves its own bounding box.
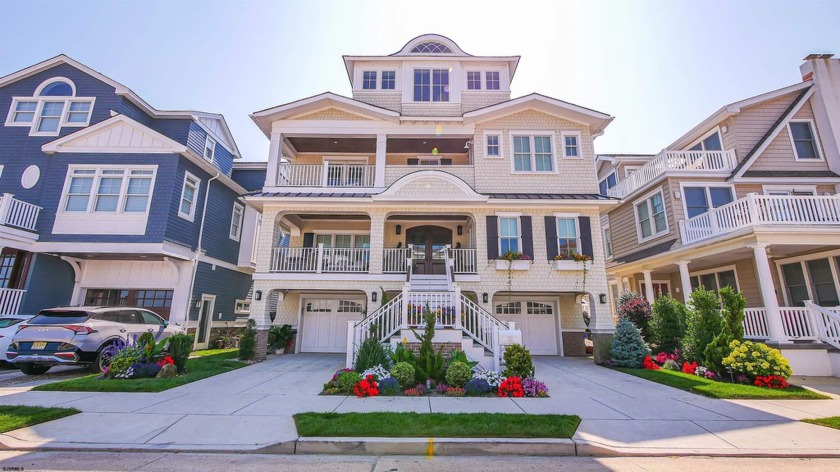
[91,343,117,373]
[19,363,51,375]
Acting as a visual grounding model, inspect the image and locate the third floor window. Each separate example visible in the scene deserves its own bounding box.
[414,69,449,102]
[363,71,377,90]
[486,71,500,90]
[381,71,395,90]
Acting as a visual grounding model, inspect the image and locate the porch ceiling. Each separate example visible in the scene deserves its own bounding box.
[387,214,470,221]
[386,137,470,154]
[296,214,370,221]
[288,137,375,153]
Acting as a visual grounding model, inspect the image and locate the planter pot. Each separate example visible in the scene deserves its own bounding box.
[496,259,530,271]
[275,349,285,355]
[551,260,587,271]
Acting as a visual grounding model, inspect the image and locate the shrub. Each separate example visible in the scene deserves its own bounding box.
[445,361,472,388]
[502,344,534,378]
[238,319,257,360]
[662,359,680,371]
[378,377,400,395]
[722,340,792,379]
[448,349,478,369]
[167,334,193,374]
[109,357,136,379]
[609,317,649,368]
[411,307,446,382]
[322,387,341,395]
[464,378,492,395]
[650,296,685,353]
[704,287,746,373]
[390,362,416,388]
[617,292,653,341]
[337,371,363,394]
[361,365,391,382]
[473,370,504,388]
[354,336,392,373]
[683,288,722,363]
[498,376,524,397]
[130,362,162,379]
[389,342,417,365]
[522,377,548,397]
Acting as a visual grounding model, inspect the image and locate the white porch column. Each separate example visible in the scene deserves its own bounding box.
[750,243,786,341]
[265,131,284,189]
[642,270,655,303]
[677,260,692,301]
[0,193,14,224]
[621,277,630,293]
[368,210,387,274]
[374,133,387,188]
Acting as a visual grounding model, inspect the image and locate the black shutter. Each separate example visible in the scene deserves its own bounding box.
[544,216,558,260]
[440,158,452,165]
[407,158,419,166]
[485,216,499,260]
[579,216,593,259]
[303,233,315,248]
[520,216,533,259]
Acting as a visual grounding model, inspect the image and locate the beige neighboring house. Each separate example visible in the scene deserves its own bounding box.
[244,34,619,368]
[598,54,840,376]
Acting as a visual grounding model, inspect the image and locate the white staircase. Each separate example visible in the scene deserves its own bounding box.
[806,302,840,350]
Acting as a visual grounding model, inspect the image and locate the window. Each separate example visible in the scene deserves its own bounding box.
[527,302,553,315]
[688,130,723,151]
[62,167,154,214]
[789,121,821,160]
[234,299,251,315]
[781,258,840,307]
[599,172,617,195]
[512,134,554,172]
[5,78,94,134]
[562,133,580,158]
[496,301,521,315]
[498,216,520,254]
[689,268,738,293]
[635,190,668,240]
[556,217,580,255]
[338,300,364,312]
[683,185,734,218]
[486,71,500,90]
[230,203,244,241]
[313,234,370,248]
[178,172,200,221]
[204,136,216,162]
[381,71,395,90]
[467,71,481,90]
[413,69,449,102]
[485,134,500,157]
[363,71,377,90]
[85,289,173,319]
[603,226,613,258]
[140,310,164,325]
[411,41,452,53]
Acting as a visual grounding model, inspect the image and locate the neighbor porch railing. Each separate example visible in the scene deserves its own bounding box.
[607,149,737,198]
[0,194,41,232]
[744,304,840,347]
[0,288,25,315]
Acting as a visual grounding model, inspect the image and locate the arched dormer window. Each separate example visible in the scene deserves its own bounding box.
[5,77,94,136]
[411,41,452,54]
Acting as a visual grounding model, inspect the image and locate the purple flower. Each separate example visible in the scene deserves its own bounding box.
[522,377,549,397]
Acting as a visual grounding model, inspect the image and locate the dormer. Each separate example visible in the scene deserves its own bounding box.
[344,34,519,116]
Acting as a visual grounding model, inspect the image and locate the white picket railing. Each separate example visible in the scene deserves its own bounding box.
[680,194,840,244]
[743,305,840,345]
[607,149,737,198]
[779,307,817,340]
[451,248,478,274]
[271,247,318,272]
[347,293,404,368]
[461,295,508,351]
[0,194,41,232]
[383,248,409,273]
[0,288,25,315]
[322,247,370,273]
[276,163,376,187]
[743,308,769,339]
[406,291,458,326]
[807,302,840,350]
[271,246,370,273]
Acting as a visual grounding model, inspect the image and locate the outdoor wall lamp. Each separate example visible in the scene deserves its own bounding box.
[255,290,262,301]
[482,293,489,303]
[396,224,402,235]
[457,225,463,236]
[599,293,607,304]
[372,291,377,302]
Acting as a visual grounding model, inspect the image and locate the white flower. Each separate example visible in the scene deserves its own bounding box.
[473,370,504,388]
[362,365,391,382]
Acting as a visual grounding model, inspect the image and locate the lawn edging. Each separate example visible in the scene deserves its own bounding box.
[0,405,80,433]
[803,417,840,430]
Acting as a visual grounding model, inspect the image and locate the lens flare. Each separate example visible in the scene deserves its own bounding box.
[435,124,443,136]
[432,147,439,155]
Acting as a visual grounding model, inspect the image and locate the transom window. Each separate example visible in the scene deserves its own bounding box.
[485,134,500,157]
[690,269,738,294]
[599,172,617,195]
[411,41,452,54]
[683,185,734,218]
[363,71,377,90]
[527,302,553,315]
[467,71,481,90]
[63,167,154,214]
[512,135,554,172]
[5,77,94,135]
[556,217,580,255]
[635,190,668,240]
[688,130,723,151]
[204,136,216,162]
[414,69,449,102]
[178,172,201,221]
[495,301,521,315]
[314,234,370,248]
[562,133,580,158]
[485,71,500,90]
[498,216,521,254]
[230,203,244,241]
[338,300,364,312]
[381,71,395,90]
[789,121,821,160]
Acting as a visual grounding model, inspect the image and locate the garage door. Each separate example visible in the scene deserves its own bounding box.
[495,300,558,355]
[300,299,365,353]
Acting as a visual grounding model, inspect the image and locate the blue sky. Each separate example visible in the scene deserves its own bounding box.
[1,0,838,161]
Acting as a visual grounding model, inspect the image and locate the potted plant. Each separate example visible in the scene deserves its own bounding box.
[495,250,532,271]
[269,324,295,355]
[551,250,591,271]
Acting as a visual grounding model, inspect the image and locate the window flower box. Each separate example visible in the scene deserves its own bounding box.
[496,259,530,271]
[551,260,587,271]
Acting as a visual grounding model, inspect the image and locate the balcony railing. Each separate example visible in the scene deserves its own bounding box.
[451,248,478,274]
[607,150,737,198]
[271,245,370,273]
[744,305,840,345]
[0,288,26,315]
[276,163,376,188]
[0,194,41,232]
[680,194,840,244]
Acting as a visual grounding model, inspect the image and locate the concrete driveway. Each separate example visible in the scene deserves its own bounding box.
[0,353,839,455]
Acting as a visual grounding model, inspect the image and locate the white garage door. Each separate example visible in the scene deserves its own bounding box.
[300,299,365,353]
[495,300,558,355]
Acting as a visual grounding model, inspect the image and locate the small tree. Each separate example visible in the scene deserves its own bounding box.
[650,295,685,354]
[610,317,649,368]
[410,306,445,383]
[703,287,746,373]
[617,292,653,342]
[683,288,722,363]
[238,319,256,361]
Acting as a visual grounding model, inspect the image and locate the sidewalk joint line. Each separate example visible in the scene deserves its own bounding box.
[229,394,270,415]
[589,397,633,420]
[142,414,187,444]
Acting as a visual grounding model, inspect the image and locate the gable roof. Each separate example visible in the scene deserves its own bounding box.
[462,93,614,137]
[41,114,188,154]
[0,54,241,158]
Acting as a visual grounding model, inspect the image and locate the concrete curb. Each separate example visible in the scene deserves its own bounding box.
[294,437,576,456]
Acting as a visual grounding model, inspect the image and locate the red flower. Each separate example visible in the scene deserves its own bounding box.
[354,374,380,398]
[643,356,660,370]
[681,361,698,374]
[498,377,524,397]
[156,356,175,367]
[754,375,789,389]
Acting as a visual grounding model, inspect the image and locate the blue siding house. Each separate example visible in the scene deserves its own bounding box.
[0,55,258,349]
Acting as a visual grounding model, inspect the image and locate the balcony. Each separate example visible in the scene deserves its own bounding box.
[679,194,840,244]
[744,305,840,347]
[0,194,41,232]
[607,150,737,199]
[276,163,376,188]
[0,288,26,315]
[271,245,478,275]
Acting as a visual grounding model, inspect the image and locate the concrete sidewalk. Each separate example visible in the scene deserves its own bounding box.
[0,354,839,455]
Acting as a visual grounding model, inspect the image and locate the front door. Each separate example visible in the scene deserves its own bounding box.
[406,225,452,275]
[194,295,215,350]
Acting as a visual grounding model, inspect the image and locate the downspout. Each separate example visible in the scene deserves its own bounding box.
[185,171,220,337]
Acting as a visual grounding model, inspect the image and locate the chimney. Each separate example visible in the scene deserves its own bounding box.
[800,54,840,177]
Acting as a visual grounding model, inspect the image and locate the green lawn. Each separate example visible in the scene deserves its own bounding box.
[615,368,830,400]
[33,351,245,393]
[189,348,239,358]
[294,413,580,438]
[0,406,80,433]
[803,417,840,430]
